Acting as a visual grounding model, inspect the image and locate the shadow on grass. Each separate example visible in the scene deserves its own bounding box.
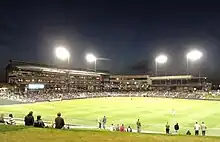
[0,125,31,133]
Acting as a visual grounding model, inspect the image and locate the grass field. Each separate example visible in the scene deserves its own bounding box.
[1,125,220,142]
[1,97,220,136]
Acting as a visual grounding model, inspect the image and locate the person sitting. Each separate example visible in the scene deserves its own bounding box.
[24,111,34,126]
[55,112,65,129]
[0,114,5,124]
[186,130,191,135]
[7,114,16,125]
[115,124,120,131]
[34,115,45,128]
[127,125,132,132]
[120,124,126,132]
[109,124,115,131]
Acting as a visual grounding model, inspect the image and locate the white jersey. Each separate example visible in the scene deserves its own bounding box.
[194,124,200,131]
[201,124,207,131]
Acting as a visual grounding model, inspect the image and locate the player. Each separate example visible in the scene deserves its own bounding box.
[171,109,176,115]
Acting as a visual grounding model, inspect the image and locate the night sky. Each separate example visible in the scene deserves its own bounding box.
[1,0,220,82]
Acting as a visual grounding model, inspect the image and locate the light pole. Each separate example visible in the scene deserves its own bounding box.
[55,46,70,65]
[186,50,203,75]
[155,54,168,76]
[85,53,110,72]
[55,46,70,93]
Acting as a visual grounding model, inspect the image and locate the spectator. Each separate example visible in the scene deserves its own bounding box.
[7,114,16,125]
[24,111,34,126]
[186,130,191,135]
[127,125,132,132]
[174,123,179,134]
[0,114,5,123]
[109,124,115,131]
[120,124,125,132]
[201,122,207,136]
[165,122,170,134]
[34,115,45,128]
[194,122,200,136]
[115,124,120,131]
[102,116,107,129]
[55,112,65,129]
[136,119,141,133]
[97,117,102,129]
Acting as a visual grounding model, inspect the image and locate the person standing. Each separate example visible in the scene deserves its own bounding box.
[0,114,5,123]
[136,119,141,133]
[201,122,207,136]
[194,122,200,136]
[55,112,65,129]
[174,123,179,134]
[165,122,170,134]
[97,117,102,129]
[102,116,107,129]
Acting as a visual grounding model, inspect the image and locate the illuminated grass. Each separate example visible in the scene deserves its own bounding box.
[1,97,220,136]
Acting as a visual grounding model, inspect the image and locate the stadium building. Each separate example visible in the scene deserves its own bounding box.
[6,60,109,93]
[150,75,211,91]
[109,74,211,91]
[109,75,151,91]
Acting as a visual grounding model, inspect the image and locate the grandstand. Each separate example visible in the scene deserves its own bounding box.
[150,75,211,91]
[109,75,150,91]
[6,60,109,93]
[109,74,211,91]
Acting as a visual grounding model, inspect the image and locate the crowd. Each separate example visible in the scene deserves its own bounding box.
[0,111,208,136]
[0,90,210,103]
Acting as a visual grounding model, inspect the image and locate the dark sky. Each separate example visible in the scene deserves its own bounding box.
[1,0,220,81]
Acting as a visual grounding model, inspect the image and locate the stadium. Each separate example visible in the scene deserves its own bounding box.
[1,59,220,140]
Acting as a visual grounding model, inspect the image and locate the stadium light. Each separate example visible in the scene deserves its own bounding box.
[186,50,203,74]
[186,50,203,61]
[85,53,111,72]
[55,46,70,64]
[85,53,97,71]
[155,54,168,76]
[85,53,97,63]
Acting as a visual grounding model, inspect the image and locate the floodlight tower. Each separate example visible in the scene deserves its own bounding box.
[186,50,203,74]
[55,46,70,65]
[155,54,168,76]
[85,53,110,72]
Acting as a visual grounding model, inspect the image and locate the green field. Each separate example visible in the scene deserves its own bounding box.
[1,97,220,136]
[2,125,220,142]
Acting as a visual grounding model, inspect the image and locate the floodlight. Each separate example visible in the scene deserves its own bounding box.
[186,50,203,61]
[155,55,168,64]
[55,47,70,61]
[86,53,97,63]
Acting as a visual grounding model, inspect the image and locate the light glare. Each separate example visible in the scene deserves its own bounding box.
[187,50,203,61]
[55,47,70,61]
[86,53,97,62]
[155,55,168,64]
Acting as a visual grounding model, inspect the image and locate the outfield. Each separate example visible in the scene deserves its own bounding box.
[1,97,220,136]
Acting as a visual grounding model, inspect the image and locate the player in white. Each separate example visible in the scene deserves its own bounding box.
[194,122,200,136]
[201,122,207,136]
[171,109,176,115]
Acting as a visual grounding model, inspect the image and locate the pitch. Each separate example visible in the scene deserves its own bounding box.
[1,97,220,136]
